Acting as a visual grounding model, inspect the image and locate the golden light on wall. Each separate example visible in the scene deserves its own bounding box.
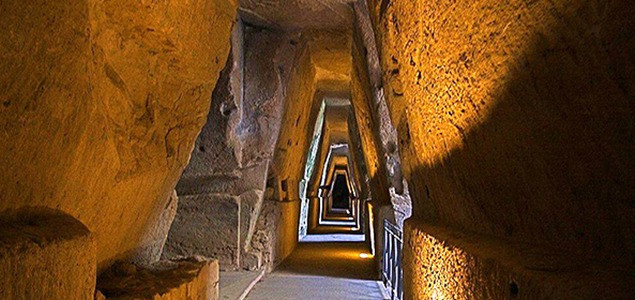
[405,223,473,299]
[359,253,374,259]
[377,0,541,168]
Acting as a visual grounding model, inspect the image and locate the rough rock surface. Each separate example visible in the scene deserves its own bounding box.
[97,257,219,300]
[240,27,299,166]
[132,190,179,266]
[0,0,238,270]
[0,211,96,300]
[239,189,265,257]
[351,22,391,207]
[354,0,411,220]
[179,22,245,179]
[367,0,634,297]
[163,194,241,270]
[250,199,300,270]
[403,220,633,299]
[240,0,355,30]
[166,24,299,271]
[247,31,325,268]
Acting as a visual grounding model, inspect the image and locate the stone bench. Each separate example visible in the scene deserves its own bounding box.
[97,257,219,300]
[0,210,96,300]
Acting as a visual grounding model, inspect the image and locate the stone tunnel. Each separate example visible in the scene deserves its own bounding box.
[0,0,633,299]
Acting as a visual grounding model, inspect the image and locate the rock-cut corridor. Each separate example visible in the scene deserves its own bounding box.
[0,0,633,299]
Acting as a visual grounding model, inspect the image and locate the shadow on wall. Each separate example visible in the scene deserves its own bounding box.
[0,207,96,299]
[0,206,92,235]
[399,0,633,297]
[407,0,634,263]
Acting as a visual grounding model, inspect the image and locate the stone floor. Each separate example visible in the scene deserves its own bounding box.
[245,242,388,299]
[219,270,264,300]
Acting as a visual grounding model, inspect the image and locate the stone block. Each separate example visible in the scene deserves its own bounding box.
[238,164,269,193]
[177,163,269,197]
[97,257,219,300]
[403,219,634,299]
[132,190,179,266]
[251,199,300,270]
[241,251,262,271]
[163,194,240,270]
[239,189,264,252]
[0,211,96,300]
[0,0,237,270]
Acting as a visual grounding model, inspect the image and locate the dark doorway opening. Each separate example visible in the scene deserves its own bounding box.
[332,174,350,209]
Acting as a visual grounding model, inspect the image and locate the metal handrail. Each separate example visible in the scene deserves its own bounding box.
[382,219,403,300]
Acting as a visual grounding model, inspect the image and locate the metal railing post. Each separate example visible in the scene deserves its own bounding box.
[381,219,403,300]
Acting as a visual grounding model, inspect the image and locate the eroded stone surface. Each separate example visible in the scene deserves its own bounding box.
[131,190,179,266]
[239,189,264,256]
[0,0,238,271]
[167,24,299,271]
[0,211,96,300]
[367,0,634,297]
[353,0,411,220]
[351,23,391,208]
[240,27,299,167]
[250,199,300,270]
[97,257,219,300]
[239,0,354,30]
[180,21,245,180]
[403,220,634,299]
[163,194,241,270]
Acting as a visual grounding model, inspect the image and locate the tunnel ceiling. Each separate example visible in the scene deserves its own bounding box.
[239,0,355,31]
[324,105,350,138]
[305,30,352,84]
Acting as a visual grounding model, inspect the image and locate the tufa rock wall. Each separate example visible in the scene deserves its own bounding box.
[0,211,96,299]
[165,25,300,271]
[351,18,391,208]
[367,0,634,297]
[251,36,317,270]
[0,0,238,270]
[353,0,411,224]
[240,27,299,168]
